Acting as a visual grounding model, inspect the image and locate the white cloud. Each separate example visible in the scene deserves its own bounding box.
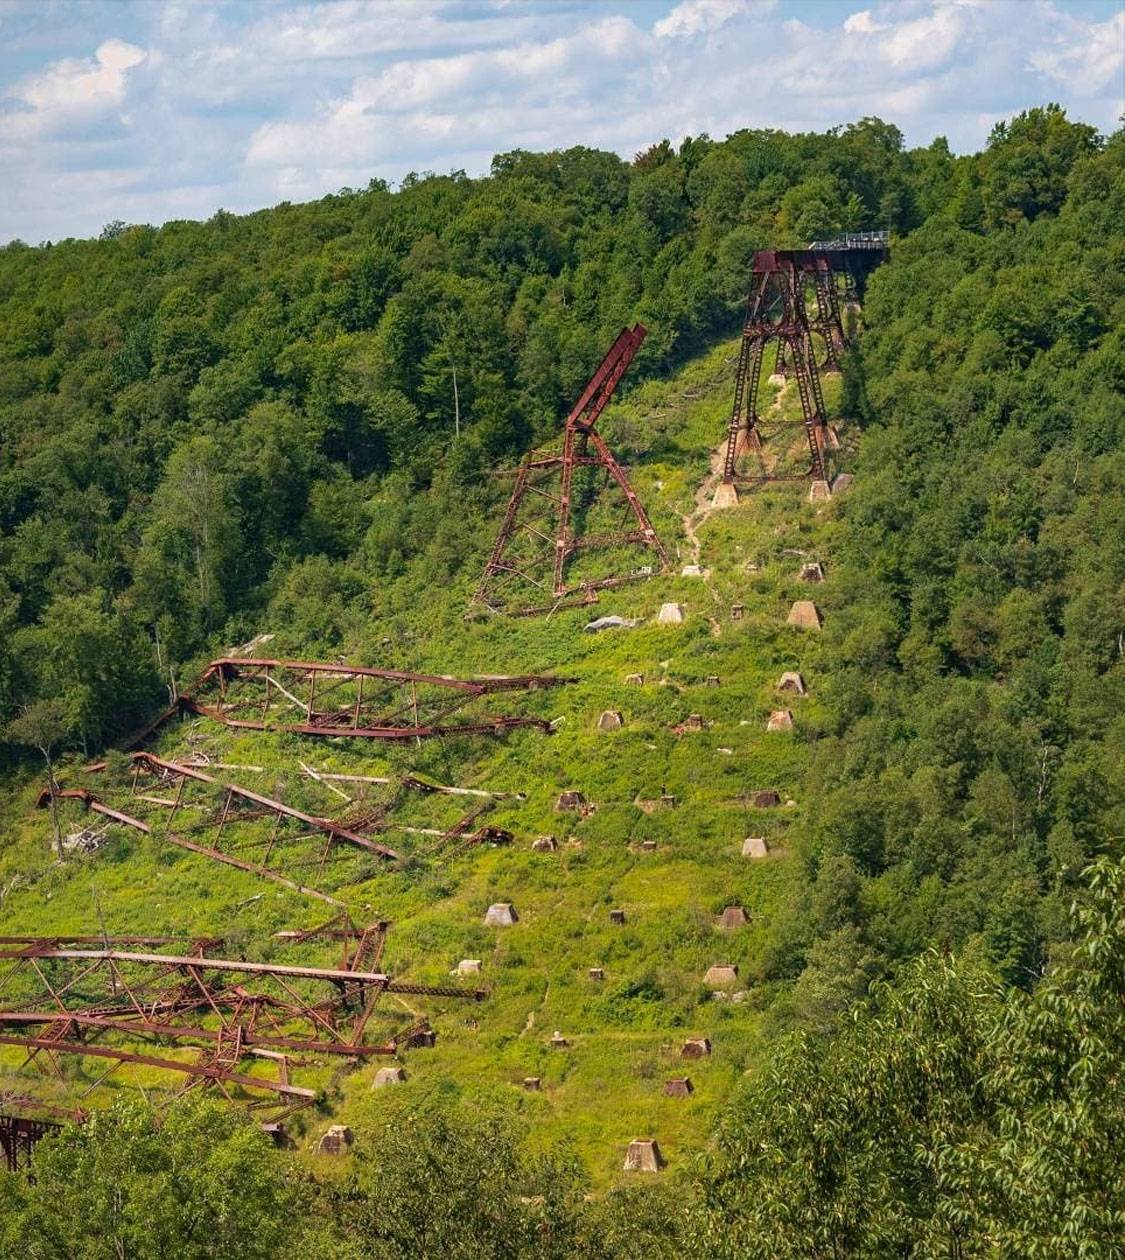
[1028,9,1125,96]
[876,5,969,71]
[654,0,760,40]
[246,15,647,177]
[14,37,145,115]
[1,0,1123,243]
[843,10,887,35]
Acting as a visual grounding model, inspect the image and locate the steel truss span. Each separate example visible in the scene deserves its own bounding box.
[39,754,518,904]
[473,325,670,617]
[0,931,484,1122]
[128,657,573,747]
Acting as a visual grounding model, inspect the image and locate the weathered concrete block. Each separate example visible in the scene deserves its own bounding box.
[656,602,685,625]
[777,671,806,695]
[787,600,822,630]
[712,481,740,509]
[742,836,769,859]
[767,709,794,732]
[681,1037,711,1059]
[373,1066,407,1088]
[808,480,832,503]
[664,1077,693,1098]
[717,906,749,930]
[624,1139,665,1172]
[704,964,739,990]
[317,1125,353,1155]
[597,710,623,732]
[484,902,518,927]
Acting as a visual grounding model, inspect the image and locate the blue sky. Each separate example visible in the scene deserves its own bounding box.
[1,0,1122,243]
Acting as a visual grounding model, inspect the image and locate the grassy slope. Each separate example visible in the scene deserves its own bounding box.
[0,337,846,1186]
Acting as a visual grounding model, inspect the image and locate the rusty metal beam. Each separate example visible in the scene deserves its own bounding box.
[0,1011,398,1057]
[473,326,669,616]
[128,753,399,858]
[0,931,486,1119]
[0,1036,317,1100]
[128,659,572,747]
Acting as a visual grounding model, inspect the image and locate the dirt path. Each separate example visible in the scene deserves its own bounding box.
[680,378,791,567]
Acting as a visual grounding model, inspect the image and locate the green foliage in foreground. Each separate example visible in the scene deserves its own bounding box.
[696,858,1125,1258]
[1,858,1120,1260]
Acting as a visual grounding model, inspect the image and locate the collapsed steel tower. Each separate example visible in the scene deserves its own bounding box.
[473,325,669,616]
[0,929,483,1123]
[40,752,516,906]
[126,657,573,748]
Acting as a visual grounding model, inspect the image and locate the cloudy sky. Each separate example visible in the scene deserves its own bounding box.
[1,0,1122,243]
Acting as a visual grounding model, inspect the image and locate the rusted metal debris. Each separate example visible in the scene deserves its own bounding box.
[0,933,484,1122]
[129,658,572,747]
[40,754,516,904]
[0,1111,60,1172]
[473,326,669,616]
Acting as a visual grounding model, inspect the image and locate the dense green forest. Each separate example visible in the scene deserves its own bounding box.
[0,106,1122,1255]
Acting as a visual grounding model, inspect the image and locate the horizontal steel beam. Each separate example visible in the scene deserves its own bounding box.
[0,946,486,999]
[0,1035,316,1099]
[0,1012,398,1057]
[198,658,571,694]
[0,947,394,984]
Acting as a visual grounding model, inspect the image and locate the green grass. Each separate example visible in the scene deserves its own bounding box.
[0,336,849,1185]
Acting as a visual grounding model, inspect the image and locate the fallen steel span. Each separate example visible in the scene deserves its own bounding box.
[41,753,517,902]
[131,658,572,746]
[0,934,484,1120]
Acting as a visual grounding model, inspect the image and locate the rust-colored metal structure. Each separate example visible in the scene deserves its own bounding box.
[722,242,887,490]
[0,932,484,1122]
[1,1114,57,1172]
[39,754,512,905]
[39,754,397,906]
[723,251,830,486]
[131,658,571,747]
[473,325,669,616]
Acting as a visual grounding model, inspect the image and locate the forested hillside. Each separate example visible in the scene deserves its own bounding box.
[0,106,1122,1256]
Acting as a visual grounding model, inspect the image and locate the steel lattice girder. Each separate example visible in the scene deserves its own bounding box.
[40,755,517,905]
[130,658,573,746]
[38,780,381,908]
[0,939,485,1116]
[473,326,670,616]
